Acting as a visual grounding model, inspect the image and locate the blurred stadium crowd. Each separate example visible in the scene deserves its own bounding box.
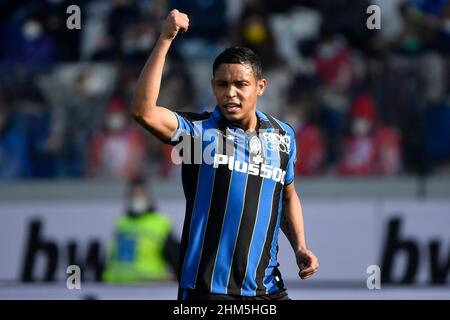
[1,0,450,181]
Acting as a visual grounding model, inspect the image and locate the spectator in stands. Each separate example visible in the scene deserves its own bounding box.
[103,176,180,283]
[170,0,228,43]
[294,115,326,176]
[284,87,325,176]
[108,0,141,54]
[88,97,147,179]
[339,93,401,175]
[314,31,355,165]
[14,83,59,178]
[42,0,83,61]
[2,16,56,71]
[235,5,280,70]
[0,96,28,180]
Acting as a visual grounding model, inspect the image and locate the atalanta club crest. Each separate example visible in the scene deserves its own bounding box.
[249,135,262,155]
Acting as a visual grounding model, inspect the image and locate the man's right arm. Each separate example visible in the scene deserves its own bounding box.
[131,9,189,142]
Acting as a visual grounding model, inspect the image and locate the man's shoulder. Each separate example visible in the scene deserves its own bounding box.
[264,113,296,137]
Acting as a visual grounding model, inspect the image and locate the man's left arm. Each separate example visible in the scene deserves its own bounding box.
[281,182,319,279]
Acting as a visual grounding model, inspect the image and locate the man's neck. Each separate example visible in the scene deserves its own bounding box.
[237,111,259,131]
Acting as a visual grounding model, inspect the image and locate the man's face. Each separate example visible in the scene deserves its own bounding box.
[212,63,266,125]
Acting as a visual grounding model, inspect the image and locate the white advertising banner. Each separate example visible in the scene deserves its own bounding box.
[0,199,449,284]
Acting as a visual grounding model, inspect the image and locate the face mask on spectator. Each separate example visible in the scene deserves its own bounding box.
[352,118,371,137]
[244,23,267,45]
[129,196,148,215]
[106,113,126,132]
[23,20,43,41]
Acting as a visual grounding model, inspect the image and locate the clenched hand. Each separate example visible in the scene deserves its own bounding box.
[160,9,189,41]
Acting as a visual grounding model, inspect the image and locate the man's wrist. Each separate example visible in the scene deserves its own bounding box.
[295,246,308,255]
[156,36,173,47]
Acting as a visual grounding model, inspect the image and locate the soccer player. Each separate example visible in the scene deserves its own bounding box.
[131,9,319,300]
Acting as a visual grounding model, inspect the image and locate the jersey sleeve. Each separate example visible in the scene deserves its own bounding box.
[164,111,205,146]
[284,126,297,186]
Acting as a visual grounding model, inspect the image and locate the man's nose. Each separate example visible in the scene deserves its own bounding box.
[225,85,237,98]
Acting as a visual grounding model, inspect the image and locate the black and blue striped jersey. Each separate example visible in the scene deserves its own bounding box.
[168,106,296,297]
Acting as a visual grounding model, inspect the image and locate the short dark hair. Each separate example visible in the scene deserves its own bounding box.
[213,46,263,80]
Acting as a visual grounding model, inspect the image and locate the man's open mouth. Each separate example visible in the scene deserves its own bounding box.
[223,103,241,111]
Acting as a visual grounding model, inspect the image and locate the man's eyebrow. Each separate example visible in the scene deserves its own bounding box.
[213,78,251,84]
[213,79,228,84]
[214,78,249,82]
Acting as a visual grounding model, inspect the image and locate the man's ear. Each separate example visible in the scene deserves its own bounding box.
[257,79,267,96]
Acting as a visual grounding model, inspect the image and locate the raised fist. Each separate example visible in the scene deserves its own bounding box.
[160,9,189,41]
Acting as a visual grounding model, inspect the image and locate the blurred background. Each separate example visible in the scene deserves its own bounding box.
[0,0,449,299]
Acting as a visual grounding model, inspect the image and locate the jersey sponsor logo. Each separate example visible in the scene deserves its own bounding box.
[213,154,286,184]
[263,132,291,154]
